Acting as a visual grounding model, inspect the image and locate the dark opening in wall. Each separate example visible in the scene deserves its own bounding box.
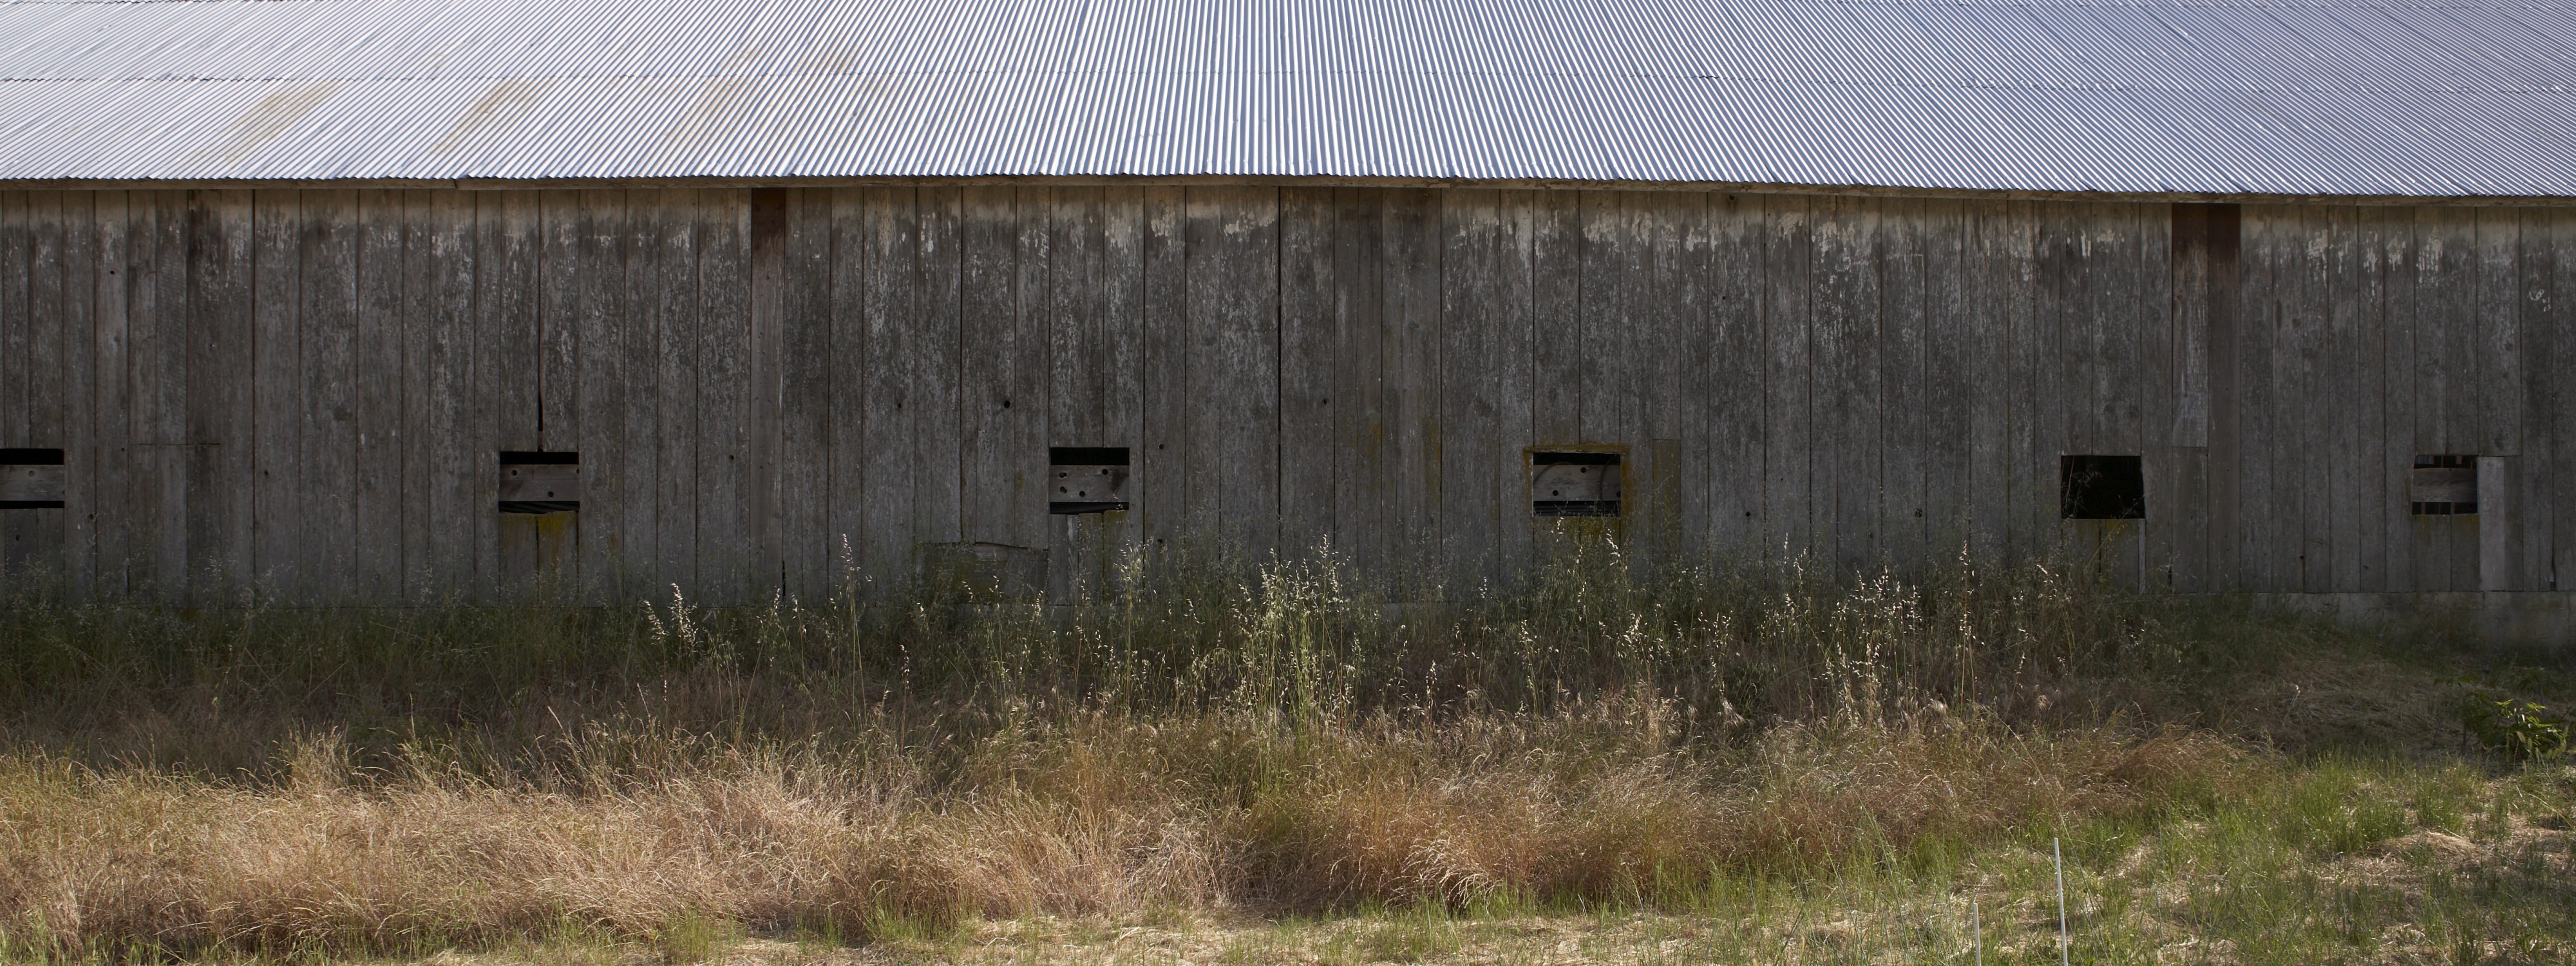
[2060,455,2145,520]
[1532,450,1622,516]
[2411,455,2477,515]
[0,448,65,509]
[499,451,580,514]
[1050,446,1130,515]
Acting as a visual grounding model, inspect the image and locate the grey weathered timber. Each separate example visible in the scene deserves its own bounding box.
[3,186,2570,610]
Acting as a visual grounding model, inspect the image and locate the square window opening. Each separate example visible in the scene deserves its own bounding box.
[0,448,66,509]
[1050,446,1131,515]
[2411,455,2477,515]
[2060,455,2145,520]
[1532,450,1622,517]
[500,451,581,514]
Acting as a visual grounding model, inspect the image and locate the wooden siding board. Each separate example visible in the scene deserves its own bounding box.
[1813,196,1879,574]
[1,192,23,455]
[479,191,540,593]
[187,190,254,599]
[2353,206,2392,592]
[1099,188,1146,561]
[2327,206,2367,592]
[777,189,832,598]
[2290,208,2332,592]
[89,193,131,596]
[1280,187,1337,558]
[1962,202,2012,563]
[2378,208,2418,592]
[1762,194,1812,562]
[402,189,475,594]
[60,194,102,589]
[1010,189,1050,553]
[23,193,66,571]
[643,194,695,595]
[2545,211,2566,590]
[1384,188,1441,578]
[1439,189,1499,576]
[1917,199,1968,560]
[1707,193,1763,561]
[291,191,356,600]
[251,190,302,592]
[1332,188,1388,574]
[2475,207,2524,590]
[1880,197,1928,572]
[572,189,630,597]
[131,193,189,598]
[960,187,1023,553]
[913,187,965,552]
[848,188,911,582]
[1138,187,1186,554]
[1044,187,1106,594]
[1647,192,1707,572]
[1208,187,1280,559]
[699,189,754,603]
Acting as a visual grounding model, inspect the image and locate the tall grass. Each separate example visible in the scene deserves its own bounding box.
[0,539,2539,961]
[0,539,2267,781]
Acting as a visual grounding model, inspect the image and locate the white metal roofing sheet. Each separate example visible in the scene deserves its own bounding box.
[0,0,2571,196]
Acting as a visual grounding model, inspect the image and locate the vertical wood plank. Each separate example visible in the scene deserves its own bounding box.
[2550,211,2576,590]
[2326,206,2369,592]
[852,188,919,582]
[777,189,831,598]
[2417,207,2477,590]
[1331,188,1387,576]
[481,191,542,594]
[131,192,191,600]
[300,190,358,600]
[2523,209,2561,591]
[1043,187,1105,594]
[700,189,755,603]
[2032,202,2079,564]
[251,190,302,593]
[2204,204,2244,591]
[2378,207,2418,592]
[58,194,102,589]
[1138,187,1187,554]
[90,193,131,597]
[913,187,965,553]
[1707,193,1764,562]
[404,190,476,596]
[1,191,24,456]
[1879,197,1927,573]
[2289,208,2333,592]
[573,189,636,598]
[1383,188,1441,578]
[188,190,254,599]
[641,193,695,596]
[1199,187,1280,560]
[1099,187,1146,563]
[744,190,788,598]
[1762,194,1812,562]
[1279,187,1338,558]
[528,189,583,587]
[1439,189,1501,578]
[831,189,878,583]
[1812,196,1880,574]
[1648,191,1707,573]
[2474,208,2524,591]
[22,193,67,573]
[958,187,1045,555]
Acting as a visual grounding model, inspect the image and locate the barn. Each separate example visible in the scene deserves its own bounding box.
[2,0,2574,620]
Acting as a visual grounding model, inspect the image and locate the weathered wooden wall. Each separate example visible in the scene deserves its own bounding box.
[1,187,2569,602]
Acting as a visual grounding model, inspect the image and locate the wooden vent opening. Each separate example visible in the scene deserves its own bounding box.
[0,448,65,509]
[499,451,581,514]
[1532,450,1622,517]
[2410,455,2477,515]
[1049,447,1130,515]
[2060,455,2145,520]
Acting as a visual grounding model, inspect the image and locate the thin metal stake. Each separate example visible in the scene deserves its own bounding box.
[2054,838,2070,966]
[1972,898,1982,966]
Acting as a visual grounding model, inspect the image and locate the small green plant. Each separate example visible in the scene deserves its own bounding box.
[2461,696,2570,762]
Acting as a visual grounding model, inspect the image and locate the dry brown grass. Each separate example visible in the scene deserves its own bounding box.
[0,706,2251,959]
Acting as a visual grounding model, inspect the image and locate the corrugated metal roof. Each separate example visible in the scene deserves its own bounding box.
[1,0,2572,196]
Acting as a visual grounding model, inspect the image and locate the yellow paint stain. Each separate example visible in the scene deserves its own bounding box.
[426,79,551,158]
[202,81,343,166]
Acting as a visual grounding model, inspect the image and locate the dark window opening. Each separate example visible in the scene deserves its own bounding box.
[1532,450,1622,517]
[2060,455,2145,520]
[2411,455,2477,515]
[1050,446,1130,515]
[0,448,65,509]
[500,451,581,514]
